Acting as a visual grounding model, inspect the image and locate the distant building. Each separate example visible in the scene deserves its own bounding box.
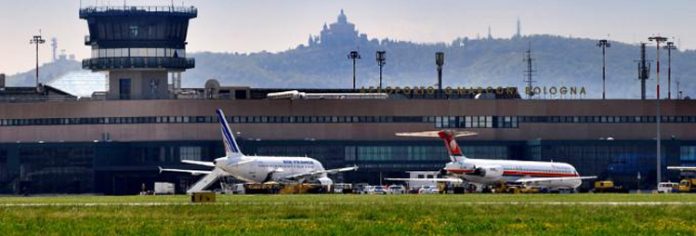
[310,10,368,47]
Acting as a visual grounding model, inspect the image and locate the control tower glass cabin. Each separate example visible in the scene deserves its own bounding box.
[80,5,197,100]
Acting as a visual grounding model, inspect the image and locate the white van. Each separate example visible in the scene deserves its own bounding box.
[154,182,175,195]
[657,182,677,193]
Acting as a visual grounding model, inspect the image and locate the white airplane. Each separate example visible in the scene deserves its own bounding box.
[388,130,596,192]
[160,109,358,193]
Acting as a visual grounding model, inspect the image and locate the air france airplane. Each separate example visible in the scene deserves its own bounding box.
[390,130,596,191]
[160,109,358,193]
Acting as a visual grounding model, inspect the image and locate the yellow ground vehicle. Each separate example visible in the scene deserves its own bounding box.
[491,182,541,194]
[676,179,696,193]
[244,183,282,194]
[592,180,629,193]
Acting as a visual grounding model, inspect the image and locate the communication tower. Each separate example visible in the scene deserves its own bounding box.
[523,43,536,99]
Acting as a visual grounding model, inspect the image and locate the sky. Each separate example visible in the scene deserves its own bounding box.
[0,0,694,74]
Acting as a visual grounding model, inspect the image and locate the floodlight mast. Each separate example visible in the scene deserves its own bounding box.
[376,51,386,89]
[30,33,46,92]
[597,39,610,100]
[348,51,361,90]
[663,42,676,100]
[649,35,667,189]
[436,52,444,93]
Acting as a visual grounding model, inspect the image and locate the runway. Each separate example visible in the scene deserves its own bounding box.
[1,201,695,207]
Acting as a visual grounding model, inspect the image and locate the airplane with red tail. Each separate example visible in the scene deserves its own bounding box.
[389,130,596,192]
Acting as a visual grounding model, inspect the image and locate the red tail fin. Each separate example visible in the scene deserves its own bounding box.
[438,130,463,159]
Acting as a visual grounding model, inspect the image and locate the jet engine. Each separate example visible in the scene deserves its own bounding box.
[470,165,504,180]
[317,177,333,187]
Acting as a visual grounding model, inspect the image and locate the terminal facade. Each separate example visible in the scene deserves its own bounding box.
[0,98,695,194]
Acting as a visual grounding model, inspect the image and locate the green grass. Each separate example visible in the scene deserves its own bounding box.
[0,194,695,235]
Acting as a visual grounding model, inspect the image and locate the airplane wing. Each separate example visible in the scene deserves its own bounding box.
[667,166,696,171]
[323,165,359,175]
[181,160,216,167]
[385,178,463,183]
[282,165,359,181]
[514,176,597,185]
[159,167,212,176]
[396,130,477,138]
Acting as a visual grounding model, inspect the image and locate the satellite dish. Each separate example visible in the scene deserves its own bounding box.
[205,79,220,90]
[204,79,220,99]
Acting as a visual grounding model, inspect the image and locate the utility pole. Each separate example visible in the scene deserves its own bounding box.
[435,52,444,92]
[347,51,361,90]
[664,42,676,100]
[597,39,610,100]
[376,51,386,89]
[30,33,46,92]
[649,36,667,189]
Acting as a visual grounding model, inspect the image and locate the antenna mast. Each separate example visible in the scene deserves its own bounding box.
[523,43,536,99]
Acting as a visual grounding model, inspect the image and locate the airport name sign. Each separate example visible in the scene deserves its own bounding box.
[360,86,586,96]
[360,86,518,96]
[525,86,587,96]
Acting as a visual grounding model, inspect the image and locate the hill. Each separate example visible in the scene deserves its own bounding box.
[7,11,694,99]
[5,59,82,87]
[184,34,694,99]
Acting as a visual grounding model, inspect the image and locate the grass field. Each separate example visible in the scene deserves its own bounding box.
[0,194,695,235]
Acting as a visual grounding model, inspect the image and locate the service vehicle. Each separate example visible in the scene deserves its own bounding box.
[388,185,406,194]
[418,185,439,194]
[676,178,696,193]
[657,182,677,193]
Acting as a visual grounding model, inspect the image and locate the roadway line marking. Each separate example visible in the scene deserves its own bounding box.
[0,201,695,207]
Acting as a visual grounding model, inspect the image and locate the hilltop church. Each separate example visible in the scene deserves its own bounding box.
[308,10,369,47]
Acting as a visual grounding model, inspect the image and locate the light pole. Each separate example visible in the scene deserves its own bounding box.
[347,51,361,90]
[649,36,667,188]
[597,39,610,100]
[376,51,386,89]
[436,52,445,92]
[29,33,46,92]
[664,42,676,100]
[677,80,682,99]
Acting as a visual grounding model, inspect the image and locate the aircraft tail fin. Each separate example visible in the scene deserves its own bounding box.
[216,109,243,157]
[438,130,466,162]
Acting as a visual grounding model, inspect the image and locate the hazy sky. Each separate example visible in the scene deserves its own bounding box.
[0,0,693,74]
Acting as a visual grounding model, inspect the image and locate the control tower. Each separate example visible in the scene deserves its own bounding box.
[80,5,197,100]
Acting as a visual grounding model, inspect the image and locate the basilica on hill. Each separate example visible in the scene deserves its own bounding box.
[308,10,369,48]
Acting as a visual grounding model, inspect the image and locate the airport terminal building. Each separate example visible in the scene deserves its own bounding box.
[0,5,695,195]
[1,93,695,194]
